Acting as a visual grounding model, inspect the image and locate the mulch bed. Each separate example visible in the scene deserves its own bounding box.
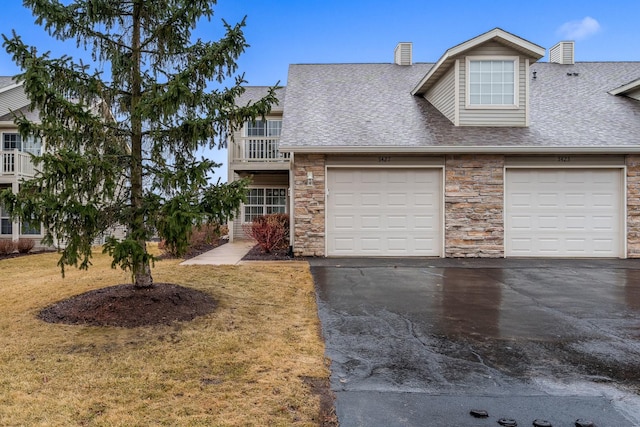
[241,244,304,261]
[39,283,217,328]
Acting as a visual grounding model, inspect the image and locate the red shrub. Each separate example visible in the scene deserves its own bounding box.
[243,214,290,253]
[0,239,16,255]
[17,238,35,254]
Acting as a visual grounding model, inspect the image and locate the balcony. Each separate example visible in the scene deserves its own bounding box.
[1,150,36,178]
[232,137,290,163]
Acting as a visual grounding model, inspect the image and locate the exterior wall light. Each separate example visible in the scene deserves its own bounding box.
[306,171,313,186]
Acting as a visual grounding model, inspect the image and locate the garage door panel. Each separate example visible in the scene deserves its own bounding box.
[333,193,355,207]
[593,194,615,207]
[538,216,560,230]
[388,193,407,206]
[414,238,436,251]
[414,215,435,230]
[506,168,622,258]
[387,170,408,183]
[388,215,407,229]
[565,193,586,207]
[361,193,381,206]
[327,168,442,256]
[361,238,382,252]
[510,193,531,207]
[414,193,437,207]
[565,216,586,230]
[388,238,408,251]
[334,238,355,252]
[360,215,381,230]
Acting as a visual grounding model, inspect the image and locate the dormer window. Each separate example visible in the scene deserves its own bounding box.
[466,56,519,108]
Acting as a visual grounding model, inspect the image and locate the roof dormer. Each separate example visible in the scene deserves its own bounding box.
[412,28,545,127]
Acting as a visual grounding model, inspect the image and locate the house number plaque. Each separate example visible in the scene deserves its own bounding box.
[557,156,571,162]
[378,156,391,163]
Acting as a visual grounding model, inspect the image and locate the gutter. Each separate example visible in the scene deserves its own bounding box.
[279,145,640,154]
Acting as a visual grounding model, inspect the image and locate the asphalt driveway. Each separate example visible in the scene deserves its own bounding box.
[309,258,640,427]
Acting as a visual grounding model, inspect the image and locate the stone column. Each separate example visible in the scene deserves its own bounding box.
[445,154,504,257]
[293,154,325,256]
[626,155,640,258]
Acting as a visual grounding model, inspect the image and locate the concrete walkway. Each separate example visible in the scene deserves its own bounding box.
[180,239,255,265]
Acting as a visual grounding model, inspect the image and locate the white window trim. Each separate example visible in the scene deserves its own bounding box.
[465,56,519,110]
[242,186,288,223]
[244,118,282,138]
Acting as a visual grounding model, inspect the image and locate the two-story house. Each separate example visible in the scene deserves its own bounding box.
[0,77,44,245]
[227,87,289,242]
[231,28,640,259]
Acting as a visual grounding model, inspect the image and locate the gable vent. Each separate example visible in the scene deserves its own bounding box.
[394,42,412,66]
[549,41,574,65]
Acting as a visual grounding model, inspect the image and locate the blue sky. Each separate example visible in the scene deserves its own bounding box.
[1,0,639,180]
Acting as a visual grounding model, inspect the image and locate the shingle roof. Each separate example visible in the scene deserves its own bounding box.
[0,104,38,122]
[0,76,17,91]
[279,62,640,152]
[235,86,285,114]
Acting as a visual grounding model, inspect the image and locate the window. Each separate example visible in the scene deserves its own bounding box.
[21,220,41,235]
[467,57,518,107]
[2,133,41,155]
[0,204,11,235]
[245,120,282,137]
[3,133,21,151]
[243,188,287,222]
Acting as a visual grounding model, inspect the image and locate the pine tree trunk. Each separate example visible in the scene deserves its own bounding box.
[130,1,153,288]
[134,242,153,287]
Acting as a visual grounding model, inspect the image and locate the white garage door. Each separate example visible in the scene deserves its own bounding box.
[326,168,442,256]
[505,169,623,257]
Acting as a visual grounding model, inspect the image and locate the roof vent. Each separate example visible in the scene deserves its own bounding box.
[549,41,574,65]
[394,42,412,66]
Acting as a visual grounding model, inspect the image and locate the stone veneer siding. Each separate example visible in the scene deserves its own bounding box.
[293,154,326,256]
[445,155,505,257]
[292,154,634,258]
[627,155,640,258]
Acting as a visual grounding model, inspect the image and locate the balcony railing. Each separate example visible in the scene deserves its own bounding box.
[1,150,37,177]
[233,137,290,162]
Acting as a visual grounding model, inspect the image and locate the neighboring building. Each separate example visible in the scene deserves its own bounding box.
[230,28,640,258]
[0,77,45,245]
[0,77,126,248]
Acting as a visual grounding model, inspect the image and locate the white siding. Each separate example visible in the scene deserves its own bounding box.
[425,65,456,123]
[0,86,30,114]
[458,41,527,127]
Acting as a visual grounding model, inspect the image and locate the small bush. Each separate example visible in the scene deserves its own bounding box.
[159,223,225,257]
[243,214,290,253]
[17,238,35,254]
[0,239,16,255]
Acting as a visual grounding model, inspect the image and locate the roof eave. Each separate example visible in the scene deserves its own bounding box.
[279,145,640,154]
[609,78,640,96]
[0,81,21,95]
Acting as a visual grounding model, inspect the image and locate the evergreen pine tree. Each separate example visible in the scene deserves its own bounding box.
[1,0,277,287]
